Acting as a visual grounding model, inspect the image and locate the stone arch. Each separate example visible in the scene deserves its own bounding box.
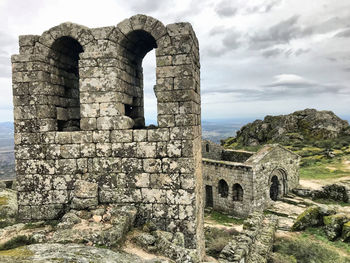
[115,15,168,128]
[34,23,95,132]
[232,183,244,201]
[269,168,288,201]
[218,179,229,198]
[38,22,95,50]
[49,36,83,131]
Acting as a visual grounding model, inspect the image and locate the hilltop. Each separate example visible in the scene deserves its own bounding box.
[223,109,350,149]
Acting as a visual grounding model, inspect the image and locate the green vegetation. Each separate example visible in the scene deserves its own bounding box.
[204,226,238,258]
[0,236,35,251]
[0,196,8,206]
[272,232,350,263]
[0,246,34,259]
[205,210,245,225]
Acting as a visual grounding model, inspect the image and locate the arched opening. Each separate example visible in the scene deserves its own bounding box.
[120,30,157,128]
[218,179,229,198]
[270,175,279,201]
[206,144,210,152]
[205,185,213,207]
[50,36,83,131]
[232,183,243,201]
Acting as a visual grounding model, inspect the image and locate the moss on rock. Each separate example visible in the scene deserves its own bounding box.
[291,206,335,231]
[342,221,350,242]
[323,214,350,240]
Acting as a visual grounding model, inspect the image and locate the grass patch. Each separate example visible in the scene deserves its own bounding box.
[304,227,350,254]
[272,234,350,263]
[300,156,350,180]
[205,226,239,258]
[313,198,350,207]
[0,236,35,251]
[205,210,245,225]
[0,246,34,259]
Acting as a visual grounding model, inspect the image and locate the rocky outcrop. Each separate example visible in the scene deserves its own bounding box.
[0,189,17,227]
[291,205,336,231]
[227,109,350,147]
[0,243,149,263]
[324,213,350,241]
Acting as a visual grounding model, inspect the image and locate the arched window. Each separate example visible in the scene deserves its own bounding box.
[50,36,83,131]
[218,179,229,198]
[232,183,243,201]
[206,144,210,152]
[120,30,157,128]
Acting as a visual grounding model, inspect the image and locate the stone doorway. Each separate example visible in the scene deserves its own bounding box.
[205,185,213,207]
[270,175,279,201]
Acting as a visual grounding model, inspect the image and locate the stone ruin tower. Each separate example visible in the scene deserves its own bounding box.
[11,14,204,254]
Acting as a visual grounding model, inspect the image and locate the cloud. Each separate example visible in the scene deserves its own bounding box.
[215,0,237,17]
[245,0,281,14]
[335,28,350,38]
[128,0,166,13]
[202,74,349,102]
[249,15,312,49]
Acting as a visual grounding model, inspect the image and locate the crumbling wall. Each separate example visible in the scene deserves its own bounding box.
[222,149,254,163]
[12,14,203,256]
[201,139,222,160]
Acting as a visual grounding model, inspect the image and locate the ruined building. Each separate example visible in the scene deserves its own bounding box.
[11,15,204,256]
[202,140,300,217]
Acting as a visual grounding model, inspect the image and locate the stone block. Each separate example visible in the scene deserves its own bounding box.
[111,130,133,143]
[74,179,98,198]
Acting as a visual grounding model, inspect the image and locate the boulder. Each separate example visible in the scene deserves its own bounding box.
[0,189,17,227]
[323,213,350,240]
[0,181,6,190]
[291,205,335,231]
[342,221,350,242]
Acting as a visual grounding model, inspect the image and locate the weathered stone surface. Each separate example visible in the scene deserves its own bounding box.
[202,140,300,217]
[13,14,203,257]
[219,213,278,263]
[0,243,146,263]
[0,189,17,226]
[323,213,350,240]
[292,205,336,231]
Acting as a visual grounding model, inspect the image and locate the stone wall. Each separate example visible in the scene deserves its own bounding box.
[202,140,222,160]
[203,144,300,217]
[222,149,254,163]
[203,159,254,217]
[219,212,278,263]
[248,145,300,210]
[12,14,204,256]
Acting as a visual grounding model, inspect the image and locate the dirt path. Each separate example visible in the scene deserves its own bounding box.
[300,175,350,190]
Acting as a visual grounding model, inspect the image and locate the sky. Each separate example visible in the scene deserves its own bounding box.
[1,0,350,123]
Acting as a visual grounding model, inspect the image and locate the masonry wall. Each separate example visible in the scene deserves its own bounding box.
[249,146,300,210]
[202,139,222,160]
[12,15,204,255]
[203,160,254,217]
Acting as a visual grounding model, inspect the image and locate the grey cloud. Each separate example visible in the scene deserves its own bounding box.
[335,28,350,38]
[129,0,165,13]
[262,48,284,58]
[215,0,237,17]
[262,47,310,58]
[245,0,281,14]
[222,30,241,49]
[0,52,11,78]
[202,76,348,102]
[249,15,312,50]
